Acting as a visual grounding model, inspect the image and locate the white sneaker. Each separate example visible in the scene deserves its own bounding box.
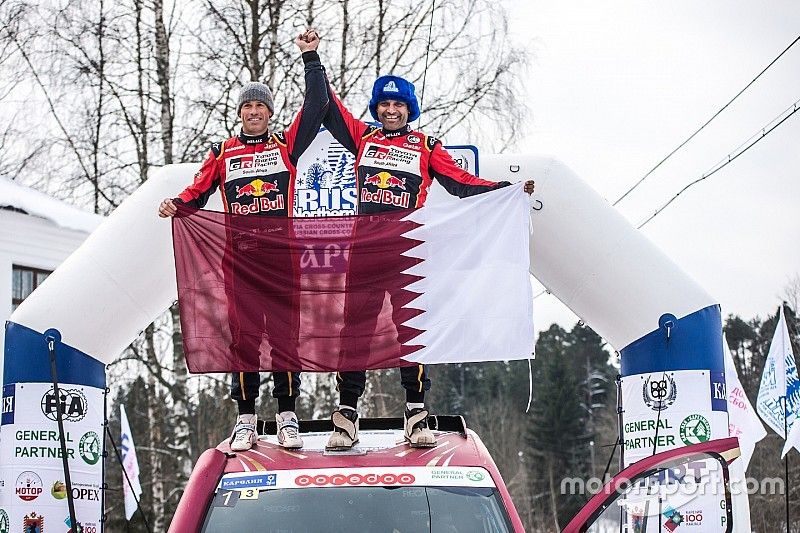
[326,408,359,450]
[230,413,258,451]
[276,412,303,449]
[404,408,436,447]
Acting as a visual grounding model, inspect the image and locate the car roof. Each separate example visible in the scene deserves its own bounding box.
[218,415,496,473]
[169,415,527,532]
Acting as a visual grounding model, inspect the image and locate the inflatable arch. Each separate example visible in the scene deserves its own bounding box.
[1,135,727,527]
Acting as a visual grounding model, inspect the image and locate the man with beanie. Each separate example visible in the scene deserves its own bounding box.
[322,75,535,450]
[158,30,327,451]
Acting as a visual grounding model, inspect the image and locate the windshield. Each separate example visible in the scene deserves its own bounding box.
[201,485,514,533]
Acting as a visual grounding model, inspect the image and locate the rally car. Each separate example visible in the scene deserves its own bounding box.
[169,416,750,532]
[169,416,525,532]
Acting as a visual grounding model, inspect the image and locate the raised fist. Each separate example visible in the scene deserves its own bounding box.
[295,28,320,52]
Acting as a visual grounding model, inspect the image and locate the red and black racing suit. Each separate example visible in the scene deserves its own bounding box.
[175,51,328,412]
[323,85,511,407]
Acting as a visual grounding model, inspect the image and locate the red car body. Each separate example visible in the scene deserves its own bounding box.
[169,416,525,532]
[170,417,750,532]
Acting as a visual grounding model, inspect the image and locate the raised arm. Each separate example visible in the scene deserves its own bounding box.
[284,29,330,165]
[323,80,373,156]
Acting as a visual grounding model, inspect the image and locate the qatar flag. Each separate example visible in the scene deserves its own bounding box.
[172,184,534,372]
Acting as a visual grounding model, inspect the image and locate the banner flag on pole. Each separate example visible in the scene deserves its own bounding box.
[120,403,143,521]
[756,306,799,443]
[172,185,534,372]
[723,333,766,470]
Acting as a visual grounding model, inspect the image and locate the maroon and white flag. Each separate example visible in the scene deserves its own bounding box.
[172,185,533,372]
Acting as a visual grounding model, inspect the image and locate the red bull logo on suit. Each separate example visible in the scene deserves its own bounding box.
[362,171,410,207]
[364,172,406,190]
[235,179,279,198]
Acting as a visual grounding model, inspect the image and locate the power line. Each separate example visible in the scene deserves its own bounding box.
[636,97,800,229]
[531,96,800,301]
[613,34,800,207]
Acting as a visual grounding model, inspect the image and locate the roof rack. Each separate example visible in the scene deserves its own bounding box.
[258,414,467,438]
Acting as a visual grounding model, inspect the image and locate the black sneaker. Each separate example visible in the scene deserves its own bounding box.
[326,408,359,450]
[404,408,436,447]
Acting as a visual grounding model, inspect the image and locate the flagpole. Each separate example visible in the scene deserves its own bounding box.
[783,395,790,533]
[106,425,153,533]
[782,304,791,533]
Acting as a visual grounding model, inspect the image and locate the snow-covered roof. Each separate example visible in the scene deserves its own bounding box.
[0,177,104,233]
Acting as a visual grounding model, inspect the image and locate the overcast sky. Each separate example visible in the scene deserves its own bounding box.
[498,1,800,335]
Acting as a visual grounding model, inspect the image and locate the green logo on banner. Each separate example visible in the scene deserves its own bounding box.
[466,470,485,482]
[80,431,101,465]
[679,414,711,445]
[0,508,9,533]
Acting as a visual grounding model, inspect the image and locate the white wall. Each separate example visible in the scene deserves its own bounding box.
[0,209,95,385]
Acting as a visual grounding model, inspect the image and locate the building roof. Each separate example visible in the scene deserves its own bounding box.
[0,177,104,233]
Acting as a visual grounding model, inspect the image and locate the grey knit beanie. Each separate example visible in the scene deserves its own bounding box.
[237,82,275,115]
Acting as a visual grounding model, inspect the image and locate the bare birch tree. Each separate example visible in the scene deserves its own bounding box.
[1,1,529,529]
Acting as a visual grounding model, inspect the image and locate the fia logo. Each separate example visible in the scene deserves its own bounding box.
[643,374,677,411]
[40,387,88,422]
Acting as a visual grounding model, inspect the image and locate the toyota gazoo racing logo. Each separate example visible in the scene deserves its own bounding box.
[235,178,279,198]
[15,471,43,501]
[295,472,416,487]
[228,155,254,171]
[363,172,405,190]
[41,387,88,422]
[643,374,677,411]
[363,145,391,160]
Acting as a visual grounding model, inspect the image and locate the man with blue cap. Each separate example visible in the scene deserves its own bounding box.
[322,73,535,450]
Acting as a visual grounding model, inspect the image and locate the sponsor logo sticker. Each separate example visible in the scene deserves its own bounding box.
[364,172,405,190]
[466,470,485,482]
[0,508,8,533]
[364,145,390,160]
[226,150,288,180]
[643,374,677,411]
[53,481,101,502]
[406,135,420,144]
[679,414,711,445]
[24,512,44,532]
[15,471,43,501]
[51,480,67,499]
[234,178,279,198]
[361,143,422,174]
[1,384,14,426]
[41,387,87,422]
[79,431,101,465]
[220,473,277,490]
[295,472,416,487]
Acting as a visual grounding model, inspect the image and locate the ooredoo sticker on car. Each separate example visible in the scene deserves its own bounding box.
[217,467,496,491]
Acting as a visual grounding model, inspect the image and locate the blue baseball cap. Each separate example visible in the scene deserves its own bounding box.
[369,75,421,122]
